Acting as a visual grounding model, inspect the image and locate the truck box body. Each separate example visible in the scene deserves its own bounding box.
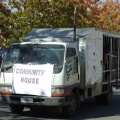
[0,28,120,116]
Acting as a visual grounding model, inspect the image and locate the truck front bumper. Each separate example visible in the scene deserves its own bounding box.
[1,94,69,106]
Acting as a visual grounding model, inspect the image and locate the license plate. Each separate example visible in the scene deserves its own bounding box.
[21,97,33,103]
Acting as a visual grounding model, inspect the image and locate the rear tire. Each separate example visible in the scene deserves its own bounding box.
[9,104,24,114]
[95,86,112,105]
[62,92,77,118]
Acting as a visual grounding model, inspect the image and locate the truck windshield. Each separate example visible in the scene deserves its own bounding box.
[2,44,64,72]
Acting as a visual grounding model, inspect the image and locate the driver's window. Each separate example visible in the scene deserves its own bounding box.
[66,48,76,58]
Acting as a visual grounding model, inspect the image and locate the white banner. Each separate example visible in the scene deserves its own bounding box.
[12,64,53,97]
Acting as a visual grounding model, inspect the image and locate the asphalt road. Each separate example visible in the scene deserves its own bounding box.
[0,87,120,120]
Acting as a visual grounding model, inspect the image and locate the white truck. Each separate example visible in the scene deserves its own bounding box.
[0,28,120,117]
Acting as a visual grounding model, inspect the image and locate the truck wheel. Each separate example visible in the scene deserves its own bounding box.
[95,95,103,104]
[95,86,112,105]
[9,104,24,114]
[62,92,77,118]
[102,86,112,105]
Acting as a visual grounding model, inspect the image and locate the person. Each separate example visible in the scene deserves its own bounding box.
[48,52,59,66]
[21,48,35,63]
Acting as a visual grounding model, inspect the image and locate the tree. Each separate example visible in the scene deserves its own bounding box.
[0,0,10,15]
[0,0,106,47]
[7,0,101,40]
[0,0,11,48]
[97,0,120,32]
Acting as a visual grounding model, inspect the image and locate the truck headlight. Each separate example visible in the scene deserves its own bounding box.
[52,86,64,96]
[0,86,12,94]
[52,87,64,94]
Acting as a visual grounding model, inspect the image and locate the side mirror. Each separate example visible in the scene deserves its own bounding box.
[74,56,78,73]
[0,56,2,67]
[65,58,73,73]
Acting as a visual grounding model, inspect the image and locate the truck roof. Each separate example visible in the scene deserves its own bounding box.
[23,28,95,42]
[23,28,120,42]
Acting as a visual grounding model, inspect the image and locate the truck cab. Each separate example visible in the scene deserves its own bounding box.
[1,41,79,91]
[0,35,80,117]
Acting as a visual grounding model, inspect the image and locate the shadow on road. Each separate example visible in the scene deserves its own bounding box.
[0,89,120,120]
[73,89,120,120]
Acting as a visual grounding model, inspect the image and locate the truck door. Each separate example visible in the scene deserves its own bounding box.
[65,47,79,84]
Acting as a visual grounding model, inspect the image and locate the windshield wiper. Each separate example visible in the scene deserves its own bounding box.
[1,65,13,72]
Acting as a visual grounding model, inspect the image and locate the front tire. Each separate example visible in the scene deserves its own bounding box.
[62,92,77,118]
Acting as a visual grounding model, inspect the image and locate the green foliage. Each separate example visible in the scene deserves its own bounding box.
[0,0,11,48]
[97,1,120,33]
[0,0,120,48]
